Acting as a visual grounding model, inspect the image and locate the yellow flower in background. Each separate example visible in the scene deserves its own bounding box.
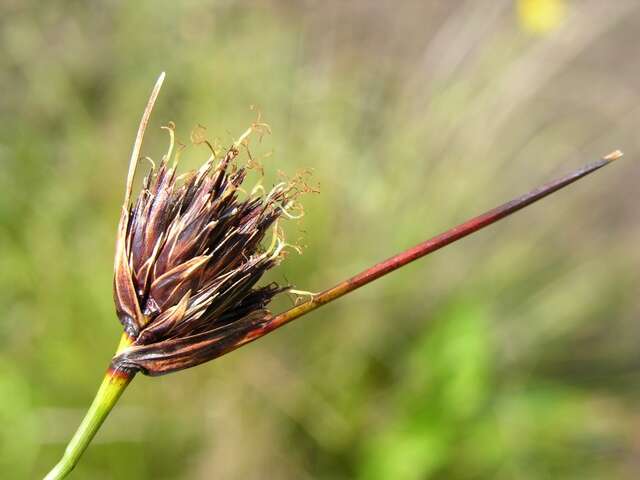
[517,0,566,34]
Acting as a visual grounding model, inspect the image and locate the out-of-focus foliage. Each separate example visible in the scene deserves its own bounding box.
[1,1,639,478]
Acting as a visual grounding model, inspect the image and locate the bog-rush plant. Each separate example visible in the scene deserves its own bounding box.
[44,73,621,479]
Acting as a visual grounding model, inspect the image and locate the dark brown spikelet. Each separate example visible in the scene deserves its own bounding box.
[111,78,306,375]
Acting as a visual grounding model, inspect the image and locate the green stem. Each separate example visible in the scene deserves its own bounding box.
[43,368,134,480]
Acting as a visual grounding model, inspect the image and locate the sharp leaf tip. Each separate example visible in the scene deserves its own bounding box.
[603,150,623,162]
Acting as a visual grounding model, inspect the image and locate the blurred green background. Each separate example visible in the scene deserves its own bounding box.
[1,0,639,478]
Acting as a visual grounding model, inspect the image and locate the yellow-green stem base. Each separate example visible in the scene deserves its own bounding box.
[44,335,134,480]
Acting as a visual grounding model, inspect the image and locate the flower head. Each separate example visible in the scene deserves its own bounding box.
[111,75,306,376]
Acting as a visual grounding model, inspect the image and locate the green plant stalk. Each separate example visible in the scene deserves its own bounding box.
[44,337,134,480]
